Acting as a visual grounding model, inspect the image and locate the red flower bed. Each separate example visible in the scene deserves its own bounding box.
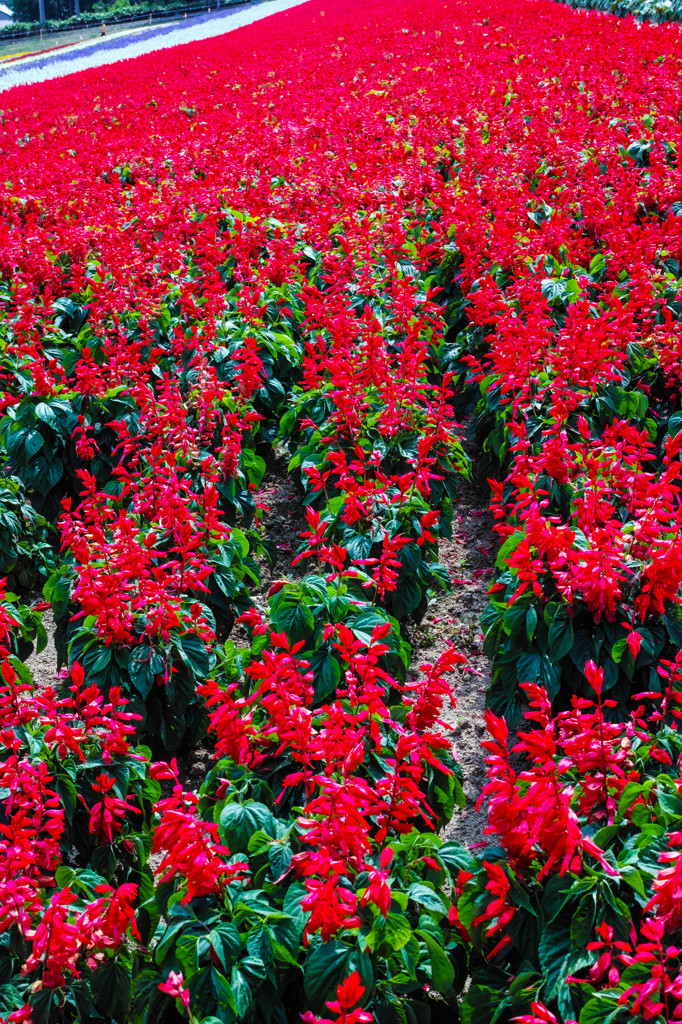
[1,0,682,1021]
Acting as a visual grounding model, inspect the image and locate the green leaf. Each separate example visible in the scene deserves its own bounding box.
[538,913,592,1009]
[35,402,58,430]
[207,922,241,971]
[230,966,254,1016]
[439,841,476,875]
[128,644,160,699]
[54,865,104,896]
[28,988,59,1024]
[176,931,203,975]
[211,968,238,1016]
[399,543,422,574]
[548,607,574,661]
[309,650,341,701]
[416,928,454,991]
[219,801,273,853]
[502,600,528,642]
[517,650,561,700]
[345,533,373,560]
[28,455,64,496]
[178,632,211,679]
[52,773,77,825]
[229,528,250,559]
[570,898,595,949]
[166,662,198,712]
[579,993,625,1024]
[303,941,351,1012]
[657,785,682,819]
[155,917,195,967]
[4,425,29,460]
[619,864,645,898]
[610,638,629,665]
[391,578,422,619]
[44,570,71,619]
[542,875,594,925]
[526,605,537,644]
[80,642,112,684]
[496,531,525,571]
[283,882,309,931]
[270,592,315,642]
[517,650,542,684]
[369,913,412,953]
[24,429,44,458]
[159,711,186,751]
[407,883,447,914]
[90,956,132,1022]
[268,839,293,880]
[462,979,509,1024]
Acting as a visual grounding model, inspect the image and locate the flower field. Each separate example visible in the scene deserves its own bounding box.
[2,0,682,1021]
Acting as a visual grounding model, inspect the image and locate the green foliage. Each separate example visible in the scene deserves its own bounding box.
[554,0,682,24]
[142,793,470,1024]
[0,474,55,590]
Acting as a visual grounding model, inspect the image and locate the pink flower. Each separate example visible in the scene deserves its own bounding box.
[159,970,190,1010]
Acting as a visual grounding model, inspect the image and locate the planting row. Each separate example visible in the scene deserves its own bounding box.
[428,0,682,1017]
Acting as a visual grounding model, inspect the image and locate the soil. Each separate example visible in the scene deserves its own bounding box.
[415,473,495,851]
[255,447,309,592]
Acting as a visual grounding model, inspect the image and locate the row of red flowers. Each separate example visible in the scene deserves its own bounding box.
[429,0,682,1018]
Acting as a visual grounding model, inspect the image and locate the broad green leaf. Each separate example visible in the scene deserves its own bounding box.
[538,913,592,1010]
[303,941,351,1012]
[416,928,454,991]
[369,913,412,953]
[548,607,574,662]
[270,593,315,642]
[219,802,274,853]
[91,956,133,1023]
[407,883,447,914]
